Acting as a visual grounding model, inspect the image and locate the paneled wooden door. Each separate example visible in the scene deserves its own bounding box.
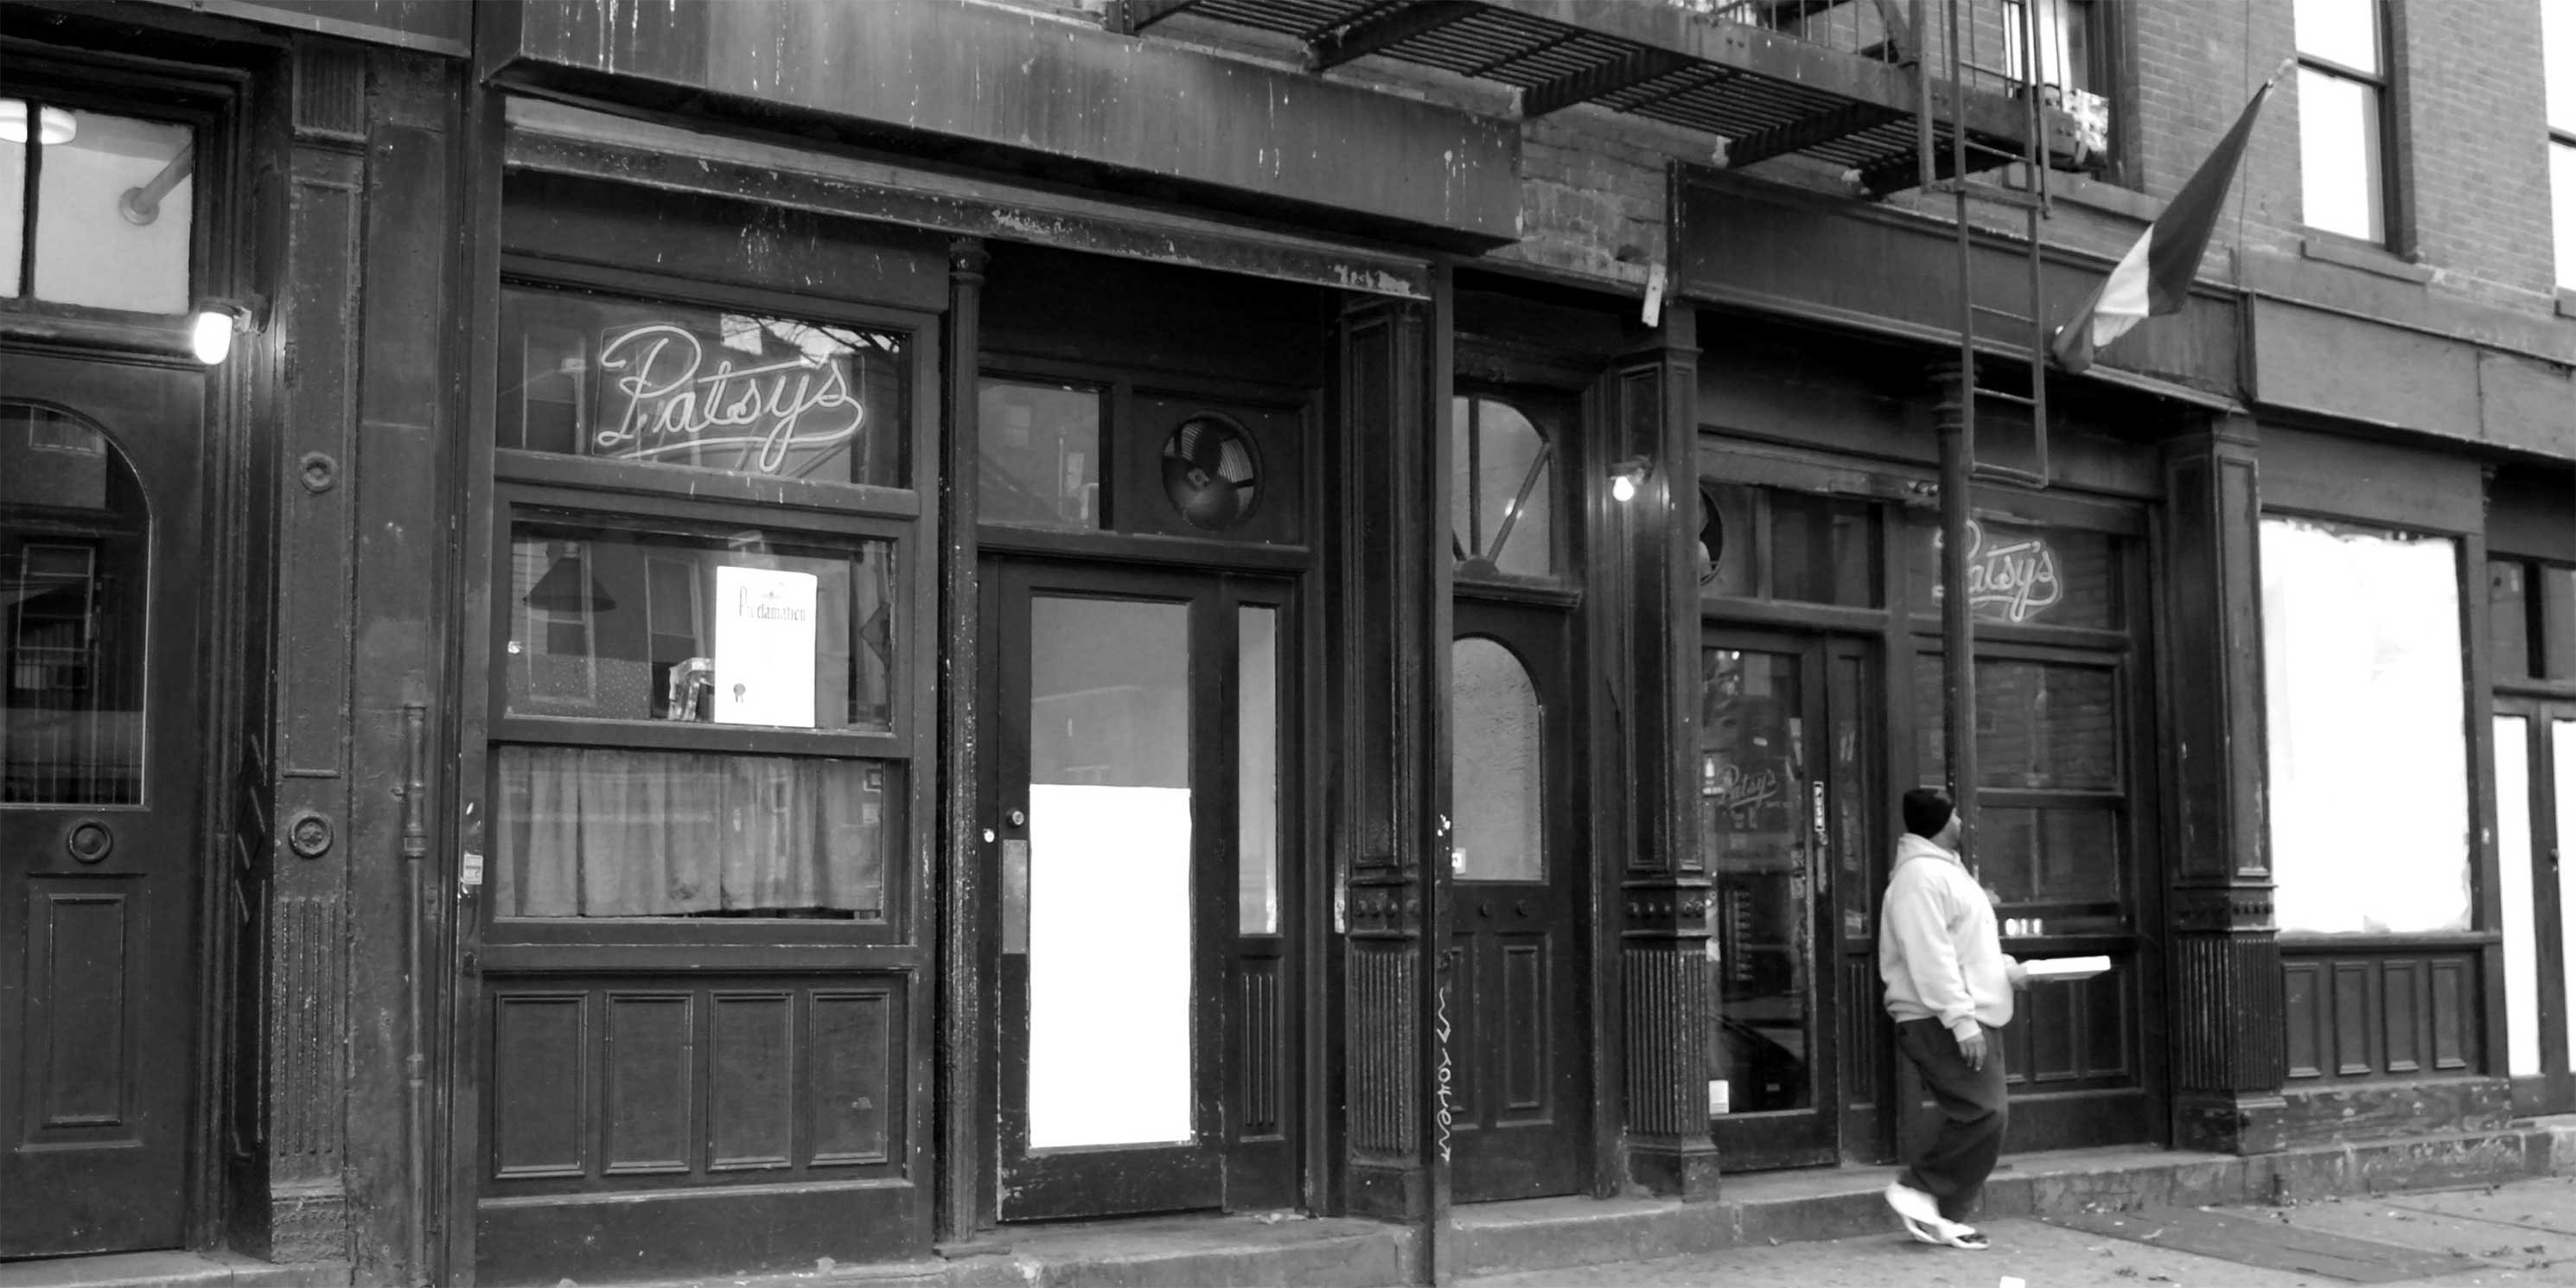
[2499,698,2576,1115]
[1445,598,1587,1202]
[1,351,207,1259]
[984,561,1297,1220]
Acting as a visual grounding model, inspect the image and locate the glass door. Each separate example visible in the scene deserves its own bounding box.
[985,561,1294,1220]
[2498,699,2576,1115]
[1699,632,1844,1167]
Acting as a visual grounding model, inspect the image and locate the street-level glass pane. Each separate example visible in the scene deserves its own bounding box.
[2497,717,2541,1078]
[1699,647,1814,1114]
[499,284,909,487]
[2262,517,2469,934]
[1451,636,1543,883]
[1909,518,2119,628]
[2493,560,2536,681]
[2553,141,2576,292]
[980,379,1101,529]
[2,405,146,805]
[30,110,193,314]
[2560,719,2576,1065]
[491,748,893,918]
[2294,0,2381,73]
[1769,492,1878,607]
[1453,397,1554,579]
[2298,68,2386,243]
[1239,606,1280,934]
[504,518,894,731]
[0,102,24,297]
[1026,596,1192,1149]
[1912,655,2119,792]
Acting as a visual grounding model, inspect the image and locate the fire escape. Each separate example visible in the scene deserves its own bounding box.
[1113,0,2096,486]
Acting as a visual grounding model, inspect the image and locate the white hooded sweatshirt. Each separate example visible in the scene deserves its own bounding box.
[1878,833,2017,1043]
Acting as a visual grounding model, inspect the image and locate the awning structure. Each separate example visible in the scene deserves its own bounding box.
[1123,0,2066,196]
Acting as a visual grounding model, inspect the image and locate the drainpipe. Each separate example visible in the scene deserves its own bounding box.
[399,702,431,1287]
[1930,370,1979,867]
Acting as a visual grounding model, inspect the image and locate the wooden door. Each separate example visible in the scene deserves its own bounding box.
[0,351,206,1259]
[985,561,1297,1219]
[2500,698,2576,1114]
[1446,599,1586,1202]
[1699,631,1844,1168]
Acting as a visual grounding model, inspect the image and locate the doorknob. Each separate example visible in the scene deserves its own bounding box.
[1007,808,1027,828]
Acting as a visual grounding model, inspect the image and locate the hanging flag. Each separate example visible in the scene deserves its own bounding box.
[2051,58,2292,373]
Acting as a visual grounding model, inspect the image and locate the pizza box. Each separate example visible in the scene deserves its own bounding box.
[2023,955,2112,983]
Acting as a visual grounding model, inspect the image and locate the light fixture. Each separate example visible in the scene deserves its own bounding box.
[0,101,79,146]
[190,305,242,366]
[1609,456,1653,503]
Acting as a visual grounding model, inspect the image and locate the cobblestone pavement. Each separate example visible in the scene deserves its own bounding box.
[1458,1175,2576,1288]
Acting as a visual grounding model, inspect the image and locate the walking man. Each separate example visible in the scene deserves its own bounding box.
[1879,787,2026,1250]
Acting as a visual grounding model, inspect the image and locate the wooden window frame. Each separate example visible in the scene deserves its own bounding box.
[2294,0,2402,249]
[481,258,941,948]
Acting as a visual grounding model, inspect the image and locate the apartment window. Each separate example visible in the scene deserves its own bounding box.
[2548,0,2576,289]
[2001,0,2096,92]
[2294,0,2394,244]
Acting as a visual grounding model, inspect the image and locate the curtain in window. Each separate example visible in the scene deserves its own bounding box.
[494,746,884,916]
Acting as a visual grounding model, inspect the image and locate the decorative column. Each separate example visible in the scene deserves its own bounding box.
[1332,293,1444,1222]
[1612,309,1723,1199]
[2160,414,2287,1154]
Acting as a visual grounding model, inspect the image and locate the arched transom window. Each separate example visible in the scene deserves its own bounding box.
[1450,396,1555,580]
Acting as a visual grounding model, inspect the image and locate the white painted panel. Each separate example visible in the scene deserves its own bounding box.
[2497,717,2540,1078]
[2560,720,2576,1067]
[1026,783,1193,1150]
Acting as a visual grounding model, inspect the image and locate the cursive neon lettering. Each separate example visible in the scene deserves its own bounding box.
[592,323,866,475]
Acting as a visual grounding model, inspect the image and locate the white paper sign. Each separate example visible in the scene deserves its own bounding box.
[712,565,818,727]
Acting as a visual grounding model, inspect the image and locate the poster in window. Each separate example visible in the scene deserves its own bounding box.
[713,564,818,728]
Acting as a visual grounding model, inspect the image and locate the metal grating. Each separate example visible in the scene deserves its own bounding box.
[1137,0,2045,194]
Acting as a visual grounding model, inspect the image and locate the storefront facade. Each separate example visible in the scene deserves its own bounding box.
[2,0,2570,1284]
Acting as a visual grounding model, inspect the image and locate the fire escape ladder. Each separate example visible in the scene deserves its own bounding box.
[1919,0,2052,490]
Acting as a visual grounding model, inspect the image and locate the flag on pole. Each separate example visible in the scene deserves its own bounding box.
[2051,59,2292,373]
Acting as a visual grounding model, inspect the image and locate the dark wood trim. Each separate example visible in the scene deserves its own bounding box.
[494,451,923,522]
[935,235,986,1245]
[442,71,507,1288]
[1420,265,1457,1280]
[974,526,1313,573]
[497,482,914,542]
[2279,932,2504,950]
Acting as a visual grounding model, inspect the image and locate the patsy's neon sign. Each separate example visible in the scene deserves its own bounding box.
[1929,519,2063,624]
[590,323,866,475]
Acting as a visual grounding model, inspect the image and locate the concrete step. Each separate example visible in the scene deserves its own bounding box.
[1446,1124,2575,1279]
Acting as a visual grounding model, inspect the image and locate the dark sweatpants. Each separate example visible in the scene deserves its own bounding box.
[1894,1018,2009,1223]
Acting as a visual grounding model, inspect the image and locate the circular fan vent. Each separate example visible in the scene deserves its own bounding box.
[1161,415,1261,532]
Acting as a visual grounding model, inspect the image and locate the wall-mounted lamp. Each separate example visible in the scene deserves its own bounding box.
[190,301,254,367]
[0,101,78,146]
[1609,456,1653,504]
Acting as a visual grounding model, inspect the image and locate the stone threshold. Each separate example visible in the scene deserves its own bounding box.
[0,1252,348,1288]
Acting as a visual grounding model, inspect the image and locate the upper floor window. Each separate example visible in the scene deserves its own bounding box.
[2547,0,2576,289]
[1,100,194,313]
[2001,0,2097,93]
[2294,0,2394,244]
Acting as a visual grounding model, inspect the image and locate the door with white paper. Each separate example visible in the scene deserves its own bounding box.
[985,563,1296,1220]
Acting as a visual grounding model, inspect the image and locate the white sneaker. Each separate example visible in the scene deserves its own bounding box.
[1884,1181,1941,1226]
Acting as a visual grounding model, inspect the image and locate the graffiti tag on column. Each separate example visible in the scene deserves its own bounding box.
[1929,519,2063,624]
[1433,971,1455,1164]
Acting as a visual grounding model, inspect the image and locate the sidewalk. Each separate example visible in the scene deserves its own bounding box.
[1458,1173,2576,1287]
